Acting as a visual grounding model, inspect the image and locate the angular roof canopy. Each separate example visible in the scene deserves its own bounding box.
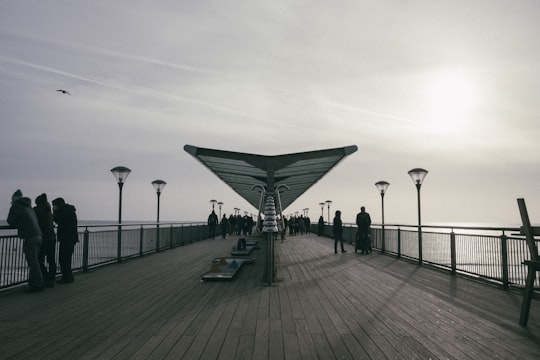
[184,144,357,211]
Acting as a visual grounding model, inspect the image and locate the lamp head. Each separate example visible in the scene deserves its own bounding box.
[408,168,428,186]
[375,180,390,194]
[151,179,167,193]
[111,166,131,184]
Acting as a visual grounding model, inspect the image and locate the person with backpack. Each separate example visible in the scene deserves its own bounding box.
[7,189,44,292]
[356,206,372,254]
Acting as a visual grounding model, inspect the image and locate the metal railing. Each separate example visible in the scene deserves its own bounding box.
[315,223,539,289]
[0,222,210,289]
[3,221,538,290]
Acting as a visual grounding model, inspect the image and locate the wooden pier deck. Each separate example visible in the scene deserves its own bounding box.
[1,233,539,359]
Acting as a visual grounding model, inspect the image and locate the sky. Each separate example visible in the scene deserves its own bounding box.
[1,0,540,226]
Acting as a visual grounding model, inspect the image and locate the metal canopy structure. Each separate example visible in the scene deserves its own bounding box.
[184,144,358,211]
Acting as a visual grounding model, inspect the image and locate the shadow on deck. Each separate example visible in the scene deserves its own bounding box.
[0,233,539,359]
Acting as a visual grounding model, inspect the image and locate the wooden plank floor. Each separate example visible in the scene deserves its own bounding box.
[1,233,539,359]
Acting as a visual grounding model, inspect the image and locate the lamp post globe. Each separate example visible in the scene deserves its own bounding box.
[325,200,332,224]
[319,202,325,218]
[217,201,224,219]
[408,168,428,265]
[110,166,131,262]
[374,181,390,254]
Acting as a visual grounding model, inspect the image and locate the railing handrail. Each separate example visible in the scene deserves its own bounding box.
[1,221,206,231]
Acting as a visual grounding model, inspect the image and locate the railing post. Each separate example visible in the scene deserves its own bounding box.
[500,233,509,289]
[139,225,144,257]
[180,224,184,246]
[169,224,174,249]
[156,224,160,252]
[397,227,401,259]
[83,228,89,272]
[450,230,456,275]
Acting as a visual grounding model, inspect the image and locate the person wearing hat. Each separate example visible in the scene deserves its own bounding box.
[52,197,78,283]
[34,193,57,287]
[7,189,44,292]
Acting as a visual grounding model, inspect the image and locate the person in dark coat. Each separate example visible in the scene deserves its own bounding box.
[52,197,78,283]
[207,210,218,239]
[333,210,346,254]
[34,193,57,287]
[356,206,372,254]
[220,214,229,239]
[7,189,44,292]
[317,216,324,236]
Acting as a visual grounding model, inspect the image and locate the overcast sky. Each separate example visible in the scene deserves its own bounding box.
[1,1,539,226]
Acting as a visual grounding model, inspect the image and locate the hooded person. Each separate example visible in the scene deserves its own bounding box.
[52,197,78,283]
[7,189,44,292]
[34,193,57,287]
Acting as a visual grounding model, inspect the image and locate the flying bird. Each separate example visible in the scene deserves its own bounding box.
[56,89,71,95]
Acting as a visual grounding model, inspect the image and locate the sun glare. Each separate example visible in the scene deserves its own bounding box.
[423,70,477,133]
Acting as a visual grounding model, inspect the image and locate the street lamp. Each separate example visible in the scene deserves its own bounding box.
[152,179,166,251]
[319,202,325,218]
[408,168,428,265]
[217,201,223,219]
[325,200,332,224]
[375,181,390,254]
[210,199,217,211]
[111,166,131,262]
[233,207,240,216]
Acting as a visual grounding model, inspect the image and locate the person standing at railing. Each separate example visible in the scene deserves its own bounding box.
[356,206,372,254]
[7,189,44,292]
[333,210,346,254]
[52,197,78,284]
[34,193,57,288]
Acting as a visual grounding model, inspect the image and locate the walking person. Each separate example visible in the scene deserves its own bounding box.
[356,206,372,254]
[7,189,44,292]
[34,193,57,287]
[52,197,78,284]
[333,210,346,254]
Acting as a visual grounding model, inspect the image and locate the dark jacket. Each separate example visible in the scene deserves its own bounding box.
[7,197,42,239]
[52,200,78,244]
[333,216,343,236]
[356,212,371,230]
[34,200,56,244]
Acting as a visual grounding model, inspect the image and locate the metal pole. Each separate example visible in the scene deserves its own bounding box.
[381,192,386,254]
[117,182,124,262]
[156,191,161,252]
[416,183,423,265]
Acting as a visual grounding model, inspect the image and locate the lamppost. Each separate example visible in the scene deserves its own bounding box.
[210,199,217,211]
[325,200,332,224]
[152,179,166,251]
[303,208,309,217]
[408,168,428,265]
[319,202,325,218]
[233,207,240,216]
[217,201,224,219]
[375,181,390,254]
[111,166,131,262]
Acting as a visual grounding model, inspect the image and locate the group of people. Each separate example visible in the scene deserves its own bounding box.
[207,211,256,240]
[7,189,78,293]
[332,206,372,254]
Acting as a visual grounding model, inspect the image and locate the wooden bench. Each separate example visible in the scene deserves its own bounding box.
[517,198,540,326]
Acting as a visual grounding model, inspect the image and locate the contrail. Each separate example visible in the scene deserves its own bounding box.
[0,54,252,119]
